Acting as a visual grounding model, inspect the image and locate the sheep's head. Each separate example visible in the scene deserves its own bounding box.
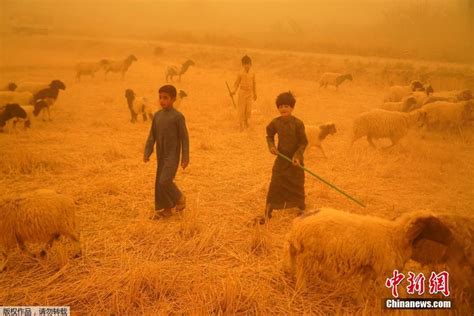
[402,96,417,112]
[128,55,138,62]
[410,80,424,91]
[345,74,353,81]
[184,60,195,67]
[320,123,337,137]
[457,89,473,101]
[50,80,66,91]
[178,90,188,99]
[7,82,17,91]
[424,84,434,95]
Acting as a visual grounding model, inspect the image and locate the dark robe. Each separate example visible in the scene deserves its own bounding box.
[266,115,308,210]
[144,107,189,210]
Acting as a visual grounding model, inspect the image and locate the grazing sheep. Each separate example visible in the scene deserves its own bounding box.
[283,208,473,290]
[166,59,195,82]
[406,85,434,109]
[0,91,34,106]
[424,89,473,105]
[0,82,17,92]
[305,123,337,158]
[380,96,417,112]
[33,80,66,121]
[16,100,49,128]
[318,72,352,89]
[418,100,473,133]
[0,189,81,271]
[103,55,137,79]
[0,104,27,132]
[124,89,153,123]
[75,60,109,81]
[351,109,425,148]
[384,80,424,102]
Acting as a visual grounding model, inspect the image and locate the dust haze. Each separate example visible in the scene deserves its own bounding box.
[0,0,473,315]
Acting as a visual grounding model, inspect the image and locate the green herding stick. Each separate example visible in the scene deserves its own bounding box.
[225,81,237,109]
[277,152,366,208]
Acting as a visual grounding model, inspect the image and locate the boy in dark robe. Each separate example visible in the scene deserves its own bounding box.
[144,85,189,219]
[263,91,308,223]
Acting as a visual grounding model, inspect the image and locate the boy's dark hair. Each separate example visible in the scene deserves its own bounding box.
[275,91,296,108]
[158,85,177,98]
[241,55,252,65]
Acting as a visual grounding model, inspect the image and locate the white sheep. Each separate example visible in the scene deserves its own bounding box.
[351,109,425,148]
[165,60,195,82]
[75,60,108,81]
[305,123,336,158]
[0,91,34,106]
[174,90,188,109]
[0,189,81,271]
[124,89,154,123]
[0,82,17,92]
[318,72,352,90]
[407,85,434,109]
[380,96,417,112]
[383,80,424,102]
[283,208,473,289]
[423,89,472,105]
[418,100,473,133]
[103,55,137,79]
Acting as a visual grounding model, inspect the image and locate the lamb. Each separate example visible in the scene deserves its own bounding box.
[0,104,27,132]
[0,189,81,271]
[124,89,153,123]
[103,55,137,79]
[318,72,352,90]
[0,91,34,106]
[283,208,474,290]
[383,80,424,102]
[16,79,66,95]
[351,109,425,148]
[125,89,188,122]
[166,59,195,82]
[305,123,336,158]
[33,80,66,121]
[423,89,473,105]
[75,60,109,81]
[0,82,17,92]
[380,96,417,112]
[418,100,473,133]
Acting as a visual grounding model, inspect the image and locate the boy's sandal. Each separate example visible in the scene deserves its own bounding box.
[176,195,186,212]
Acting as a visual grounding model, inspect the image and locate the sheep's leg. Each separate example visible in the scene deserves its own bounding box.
[178,74,182,82]
[0,251,8,272]
[142,113,147,121]
[47,106,52,121]
[148,113,153,120]
[367,136,376,148]
[63,232,82,258]
[317,145,327,158]
[16,234,35,258]
[39,233,60,258]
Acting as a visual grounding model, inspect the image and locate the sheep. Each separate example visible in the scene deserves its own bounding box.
[166,59,195,82]
[16,79,65,95]
[0,91,34,106]
[33,80,66,121]
[174,90,188,109]
[351,109,425,148]
[103,55,137,79]
[423,89,473,105]
[383,80,424,102]
[0,104,27,132]
[0,189,81,271]
[0,82,17,91]
[283,208,474,290]
[380,96,417,112]
[418,100,473,134]
[124,89,153,123]
[407,84,434,109]
[305,123,336,158]
[75,60,109,81]
[318,72,352,90]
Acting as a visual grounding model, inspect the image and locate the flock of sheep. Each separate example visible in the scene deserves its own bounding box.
[1,53,473,307]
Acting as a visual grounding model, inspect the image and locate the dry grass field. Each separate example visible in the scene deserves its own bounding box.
[0,34,473,315]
